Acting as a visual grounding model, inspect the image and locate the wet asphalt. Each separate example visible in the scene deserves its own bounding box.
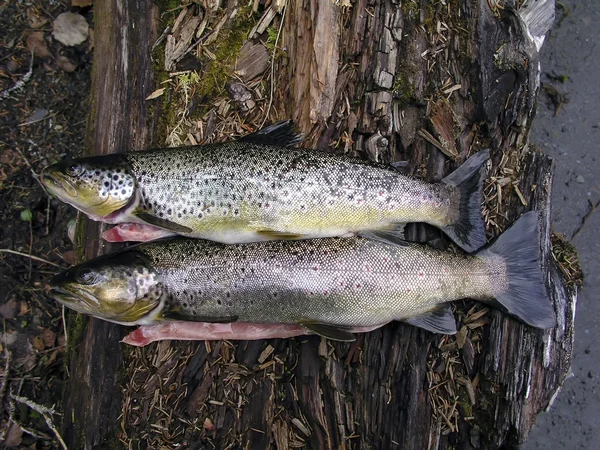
[521,0,600,448]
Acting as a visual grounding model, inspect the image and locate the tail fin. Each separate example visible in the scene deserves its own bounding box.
[478,211,555,328]
[440,149,490,253]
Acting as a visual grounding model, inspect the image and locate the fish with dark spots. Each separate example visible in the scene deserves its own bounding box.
[46,212,555,342]
[41,120,490,252]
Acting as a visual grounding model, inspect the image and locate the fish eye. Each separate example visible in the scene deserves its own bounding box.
[66,163,84,177]
[76,267,98,284]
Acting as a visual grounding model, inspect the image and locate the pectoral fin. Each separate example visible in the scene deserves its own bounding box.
[135,212,193,234]
[298,321,356,342]
[160,309,239,323]
[255,229,305,240]
[404,305,457,334]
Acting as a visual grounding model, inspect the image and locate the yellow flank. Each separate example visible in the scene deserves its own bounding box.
[261,203,443,234]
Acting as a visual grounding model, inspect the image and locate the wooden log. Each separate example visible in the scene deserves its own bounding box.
[61,0,157,447]
[61,0,576,448]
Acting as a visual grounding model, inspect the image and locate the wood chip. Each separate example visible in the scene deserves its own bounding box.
[257,344,275,364]
[291,418,311,437]
[146,88,165,100]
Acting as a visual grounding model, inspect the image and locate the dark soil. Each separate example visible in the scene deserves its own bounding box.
[0,1,91,447]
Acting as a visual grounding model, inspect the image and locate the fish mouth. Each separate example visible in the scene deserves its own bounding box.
[46,285,100,309]
[41,169,78,198]
[46,286,81,305]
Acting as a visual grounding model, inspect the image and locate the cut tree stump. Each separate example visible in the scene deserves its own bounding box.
[61,0,576,448]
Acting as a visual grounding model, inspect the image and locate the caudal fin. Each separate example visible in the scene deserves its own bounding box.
[478,211,555,329]
[440,150,489,253]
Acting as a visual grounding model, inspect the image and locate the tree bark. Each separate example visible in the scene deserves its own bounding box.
[62,0,576,448]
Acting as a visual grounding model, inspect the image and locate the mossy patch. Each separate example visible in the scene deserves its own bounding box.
[552,232,584,287]
[393,72,415,106]
[193,7,259,106]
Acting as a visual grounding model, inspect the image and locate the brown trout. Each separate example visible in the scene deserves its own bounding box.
[47,212,555,341]
[41,121,489,252]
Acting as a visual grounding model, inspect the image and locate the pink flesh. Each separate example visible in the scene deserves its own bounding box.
[122,321,388,347]
[102,223,175,242]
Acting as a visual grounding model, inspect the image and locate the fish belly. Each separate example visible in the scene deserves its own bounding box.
[148,238,495,327]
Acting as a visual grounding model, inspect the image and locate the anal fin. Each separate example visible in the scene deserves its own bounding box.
[404,305,457,334]
[298,321,356,342]
[135,212,193,234]
[358,223,407,246]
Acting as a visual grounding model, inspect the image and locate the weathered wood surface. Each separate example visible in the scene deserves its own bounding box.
[61,0,157,448]
[62,0,575,449]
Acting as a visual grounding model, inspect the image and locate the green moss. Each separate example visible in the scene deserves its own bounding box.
[472,379,504,445]
[393,72,414,106]
[457,389,473,418]
[423,2,437,31]
[65,312,87,360]
[193,7,258,105]
[401,0,420,19]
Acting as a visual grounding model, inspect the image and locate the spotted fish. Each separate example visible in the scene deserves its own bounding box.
[41,121,489,252]
[46,212,555,341]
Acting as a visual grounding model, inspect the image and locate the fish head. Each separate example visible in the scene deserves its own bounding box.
[46,251,163,325]
[41,155,136,219]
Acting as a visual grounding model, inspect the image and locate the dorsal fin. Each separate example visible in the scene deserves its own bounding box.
[239,120,302,148]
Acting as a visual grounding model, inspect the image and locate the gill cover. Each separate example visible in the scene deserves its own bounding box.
[41,154,136,218]
[47,250,164,325]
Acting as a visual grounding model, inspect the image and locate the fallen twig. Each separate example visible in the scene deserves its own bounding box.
[10,394,68,450]
[261,2,287,127]
[0,52,34,100]
[0,249,62,268]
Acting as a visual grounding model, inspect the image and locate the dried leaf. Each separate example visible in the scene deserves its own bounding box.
[203,417,214,430]
[26,8,49,29]
[4,422,23,447]
[56,55,78,72]
[52,12,89,47]
[26,31,51,59]
[62,250,76,265]
[0,297,18,319]
[41,328,57,348]
[31,335,45,352]
[146,88,165,100]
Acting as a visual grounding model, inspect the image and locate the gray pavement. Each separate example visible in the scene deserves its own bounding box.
[522,1,600,448]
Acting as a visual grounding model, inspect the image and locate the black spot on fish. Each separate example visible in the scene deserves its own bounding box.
[113,175,119,181]
[217,300,222,305]
[104,181,109,187]
[121,189,127,195]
